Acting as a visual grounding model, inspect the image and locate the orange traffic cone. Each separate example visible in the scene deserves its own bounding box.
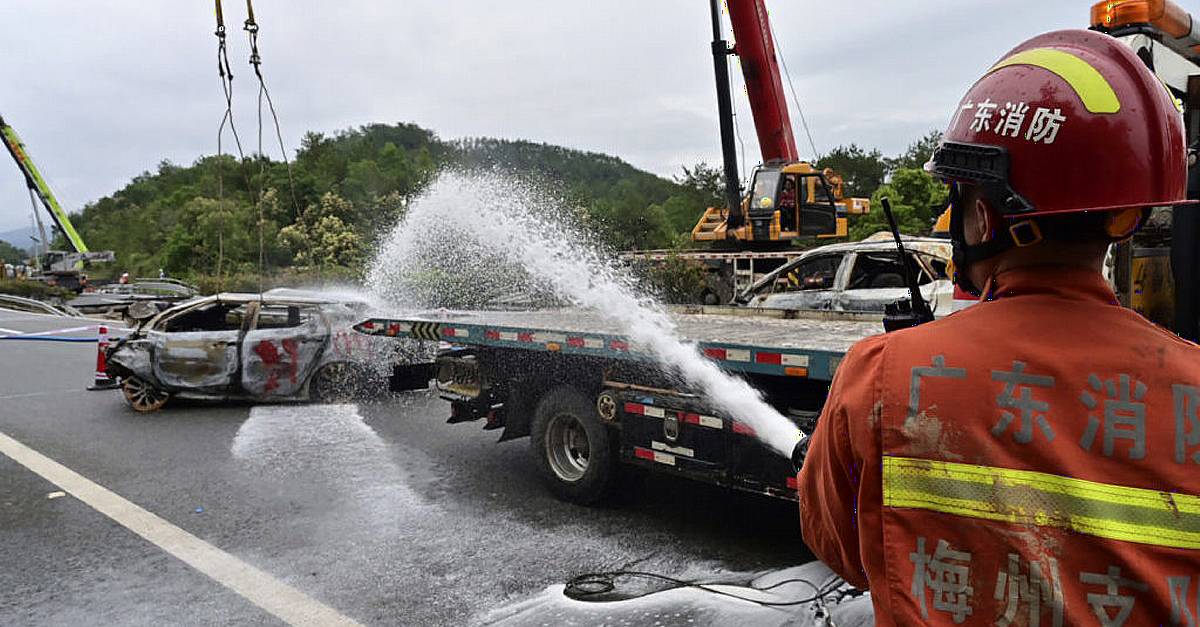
[87,325,120,391]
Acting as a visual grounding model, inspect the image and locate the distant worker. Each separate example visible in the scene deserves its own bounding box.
[798,30,1199,625]
[779,176,797,231]
[119,272,130,284]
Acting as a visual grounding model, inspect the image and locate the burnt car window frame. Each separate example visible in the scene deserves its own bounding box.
[773,253,844,294]
[844,250,933,291]
[251,302,324,331]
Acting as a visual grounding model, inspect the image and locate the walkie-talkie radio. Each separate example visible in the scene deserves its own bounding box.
[880,197,935,332]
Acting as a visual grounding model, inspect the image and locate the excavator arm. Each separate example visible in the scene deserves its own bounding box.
[0,115,89,253]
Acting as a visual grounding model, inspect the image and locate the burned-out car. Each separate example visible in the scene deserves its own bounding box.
[736,233,958,314]
[106,290,431,412]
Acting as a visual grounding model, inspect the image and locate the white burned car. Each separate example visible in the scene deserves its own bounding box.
[106,290,429,412]
[737,233,959,315]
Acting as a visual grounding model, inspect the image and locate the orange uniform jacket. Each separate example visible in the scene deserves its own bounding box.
[798,267,1200,626]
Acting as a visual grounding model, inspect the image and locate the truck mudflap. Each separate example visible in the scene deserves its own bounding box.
[613,391,805,501]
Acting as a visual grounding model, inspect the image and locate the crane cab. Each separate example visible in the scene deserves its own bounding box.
[692,161,869,248]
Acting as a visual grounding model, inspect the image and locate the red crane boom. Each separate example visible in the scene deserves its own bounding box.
[693,0,868,246]
[726,0,798,163]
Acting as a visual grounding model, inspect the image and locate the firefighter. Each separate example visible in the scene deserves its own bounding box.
[797,30,1200,625]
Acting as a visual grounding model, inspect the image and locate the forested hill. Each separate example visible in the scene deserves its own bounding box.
[71,122,718,282]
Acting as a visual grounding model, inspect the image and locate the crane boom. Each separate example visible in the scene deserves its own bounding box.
[694,1,868,247]
[0,115,89,253]
[726,0,798,163]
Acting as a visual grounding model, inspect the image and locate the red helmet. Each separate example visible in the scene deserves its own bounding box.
[927,29,1193,293]
[929,29,1189,218]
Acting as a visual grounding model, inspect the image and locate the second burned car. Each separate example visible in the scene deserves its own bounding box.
[735,233,959,315]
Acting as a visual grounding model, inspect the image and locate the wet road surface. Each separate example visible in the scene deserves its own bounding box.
[0,312,868,625]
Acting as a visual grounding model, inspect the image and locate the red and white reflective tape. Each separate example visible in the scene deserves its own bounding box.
[706,347,809,377]
[609,340,629,352]
[634,446,676,466]
[757,352,809,377]
[703,347,750,362]
[566,336,605,349]
[678,411,723,430]
[478,329,614,352]
[441,327,470,338]
[385,322,410,337]
[755,352,808,367]
[625,402,724,430]
[623,402,666,418]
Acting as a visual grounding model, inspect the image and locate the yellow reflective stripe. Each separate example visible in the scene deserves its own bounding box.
[883,456,1200,550]
[987,48,1121,114]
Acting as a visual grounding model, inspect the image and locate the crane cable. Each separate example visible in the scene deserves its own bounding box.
[214,0,249,283]
[244,0,302,292]
[27,186,48,264]
[767,19,820,161]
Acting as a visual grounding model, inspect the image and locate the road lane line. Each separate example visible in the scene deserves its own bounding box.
[0,390,90,401]
[0,430,362,627]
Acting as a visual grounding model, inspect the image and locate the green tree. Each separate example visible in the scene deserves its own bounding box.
[675,162,725,206]
[280,192,366,272]
[0,240,27,264]
[889,130,943,172]
[817,144,887,198]
[849,167,948,240]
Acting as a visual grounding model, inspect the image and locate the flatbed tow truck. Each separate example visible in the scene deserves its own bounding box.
[357,306,882,504]
[354,0,1200,507]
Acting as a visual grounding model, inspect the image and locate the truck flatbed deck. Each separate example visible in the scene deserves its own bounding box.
[356,305,883,381]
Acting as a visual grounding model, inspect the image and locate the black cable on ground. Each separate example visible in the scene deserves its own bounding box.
[564,570,844,608]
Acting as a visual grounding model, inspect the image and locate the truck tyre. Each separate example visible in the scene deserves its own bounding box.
[530,385,616,505]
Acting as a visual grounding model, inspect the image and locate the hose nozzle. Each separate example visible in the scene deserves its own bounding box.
[791,434,809,473]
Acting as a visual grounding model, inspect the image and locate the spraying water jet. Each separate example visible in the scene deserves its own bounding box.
[368,171,806,457]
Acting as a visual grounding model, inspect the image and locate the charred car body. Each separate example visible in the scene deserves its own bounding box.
[735,234,957,315]
[106,290,431,411]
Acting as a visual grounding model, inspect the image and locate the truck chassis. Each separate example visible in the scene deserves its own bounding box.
[361,307,881,504]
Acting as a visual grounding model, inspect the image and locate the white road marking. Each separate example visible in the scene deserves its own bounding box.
[0,327,20,334]
[0,390,90,401]
[0,430,362,627]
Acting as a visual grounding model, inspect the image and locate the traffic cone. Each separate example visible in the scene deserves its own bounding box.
[87,325,120,391]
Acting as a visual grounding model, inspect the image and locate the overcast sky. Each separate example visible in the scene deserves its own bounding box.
[0,0,1089,232]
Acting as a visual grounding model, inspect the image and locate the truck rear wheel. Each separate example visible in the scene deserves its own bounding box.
[530,385,616,505]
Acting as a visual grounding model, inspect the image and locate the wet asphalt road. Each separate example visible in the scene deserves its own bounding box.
[0,312,821,626]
